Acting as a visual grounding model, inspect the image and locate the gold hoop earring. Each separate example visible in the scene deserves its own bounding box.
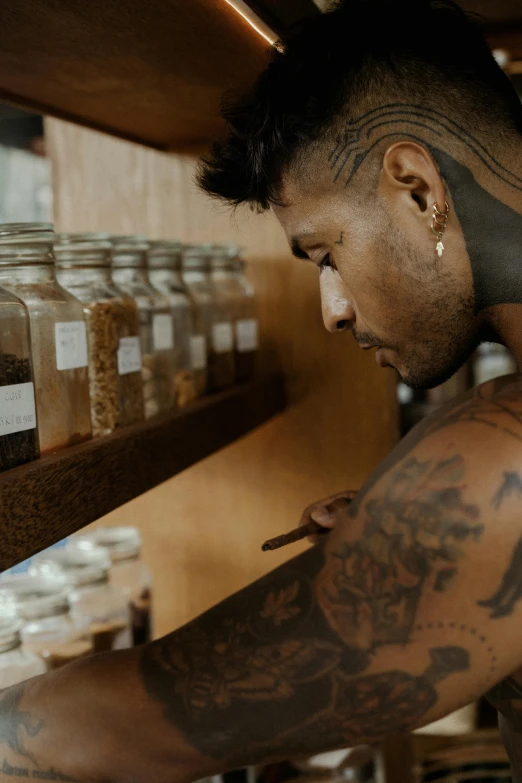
[431,201,450,257]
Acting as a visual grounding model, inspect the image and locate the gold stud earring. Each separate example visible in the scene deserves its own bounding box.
[431,201,450,257]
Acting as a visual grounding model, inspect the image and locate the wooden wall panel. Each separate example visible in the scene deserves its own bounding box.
[46,118,398,637]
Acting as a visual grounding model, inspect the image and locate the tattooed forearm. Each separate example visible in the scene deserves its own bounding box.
[0,686,73,781]
[0,686,43,767]
[0,759,76,781]
[140,449,479,763]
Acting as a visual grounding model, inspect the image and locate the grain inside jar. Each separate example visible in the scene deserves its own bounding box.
[55,233,145,436]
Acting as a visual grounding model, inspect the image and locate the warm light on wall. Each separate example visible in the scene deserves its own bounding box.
[221,0,278,46]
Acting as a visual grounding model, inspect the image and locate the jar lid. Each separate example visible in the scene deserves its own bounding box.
[182,244,211,271]
[111,235,149,268]
[212,244,244,270]
[31,542,112,588]
[0,223,55,266]
[0,599,21,653]
[147,240,183,270]
[79,526,141,563]
[55,232,112,268]
[0,223,54,241]
[0,573,70,620]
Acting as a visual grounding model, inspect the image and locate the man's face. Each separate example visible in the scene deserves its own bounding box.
[274,161,478,390]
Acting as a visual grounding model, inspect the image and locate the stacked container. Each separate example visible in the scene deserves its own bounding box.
[0,223,91,454]
[182,245,235,391]
[0,286,39,471]
[211,245,258,382]
[31,541,132,654]
[78,527,152,646]
[112,236,176,418]
[55,232,145,435]
[147,240,201,407]
[0,572,93,670]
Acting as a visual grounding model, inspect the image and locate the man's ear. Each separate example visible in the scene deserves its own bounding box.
[381,141,447,216]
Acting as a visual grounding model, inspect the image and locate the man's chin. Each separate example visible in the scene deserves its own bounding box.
[398,365,464,392]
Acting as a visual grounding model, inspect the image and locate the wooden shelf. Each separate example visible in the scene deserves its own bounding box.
[0,0,272,150]
[0,374,286,571]
[0,0,512,149]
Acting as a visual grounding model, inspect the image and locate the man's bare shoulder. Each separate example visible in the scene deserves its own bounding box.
[424,372,522,441]
[350,373,522,517]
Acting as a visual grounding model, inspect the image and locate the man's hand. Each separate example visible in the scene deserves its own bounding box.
[299,490,356,542]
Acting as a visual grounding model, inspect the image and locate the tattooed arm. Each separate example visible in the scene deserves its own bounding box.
[4,376,522,783]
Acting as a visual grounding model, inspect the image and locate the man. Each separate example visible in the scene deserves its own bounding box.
[2,0,522,780]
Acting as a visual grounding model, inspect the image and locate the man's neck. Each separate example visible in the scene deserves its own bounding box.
[430,143,522,369]
[482,304,522,368]
[430,147,522,316]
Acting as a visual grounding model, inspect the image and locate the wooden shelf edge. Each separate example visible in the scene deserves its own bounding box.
[0,373,286,571]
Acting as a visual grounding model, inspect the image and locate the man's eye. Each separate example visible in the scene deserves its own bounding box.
[319,254,334,272]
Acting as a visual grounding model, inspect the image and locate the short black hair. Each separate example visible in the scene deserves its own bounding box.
[198,0,522,210]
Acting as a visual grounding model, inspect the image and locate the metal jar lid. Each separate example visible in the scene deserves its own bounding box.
[147,240,183,270]
[182,243,211,272]
[111,235,149,268]
[0,222,55,265]
[55,232,112,268]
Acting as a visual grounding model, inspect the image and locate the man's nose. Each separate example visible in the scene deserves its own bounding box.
[320,271,355,334]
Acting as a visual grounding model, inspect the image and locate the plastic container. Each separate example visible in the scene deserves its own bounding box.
[31,542,132,654]
[0,609,46,688]
[112,236,176,418]
[55,232,145,435]
[147,240,200,407]
[0,223,91,454]
[78,526,152,646]
[182,245,234,392]
[0,572,93,670]
[0,286,39,471]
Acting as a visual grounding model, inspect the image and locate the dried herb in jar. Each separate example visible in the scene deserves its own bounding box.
[84,299,144,436]
[0,354,39,470]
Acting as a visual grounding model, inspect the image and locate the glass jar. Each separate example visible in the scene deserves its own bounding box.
[0,286,39,471]
[0,572,93,671]
[78,527,152,646]
[31,542,132,654]
[182,245,234,392]
[112,236,176,418]
[231,248,259,381]
[0,608,46,688]
[211,245,258,382]
[147,240,201,407]
[55,233,145,436]
[0,223,91,454]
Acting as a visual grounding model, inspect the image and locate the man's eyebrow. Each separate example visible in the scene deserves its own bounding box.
[290,238,309,260]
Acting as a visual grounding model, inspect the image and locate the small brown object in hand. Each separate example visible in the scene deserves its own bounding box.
[262,521,330,551]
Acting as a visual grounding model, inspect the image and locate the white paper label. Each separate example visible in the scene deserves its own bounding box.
[236,319,259,352]
[152,314,174,351]
[212,322,233,354]
[55,321,88,371]
[190,335,207,370]
[117,336,142,376]
[0,382,37,436]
